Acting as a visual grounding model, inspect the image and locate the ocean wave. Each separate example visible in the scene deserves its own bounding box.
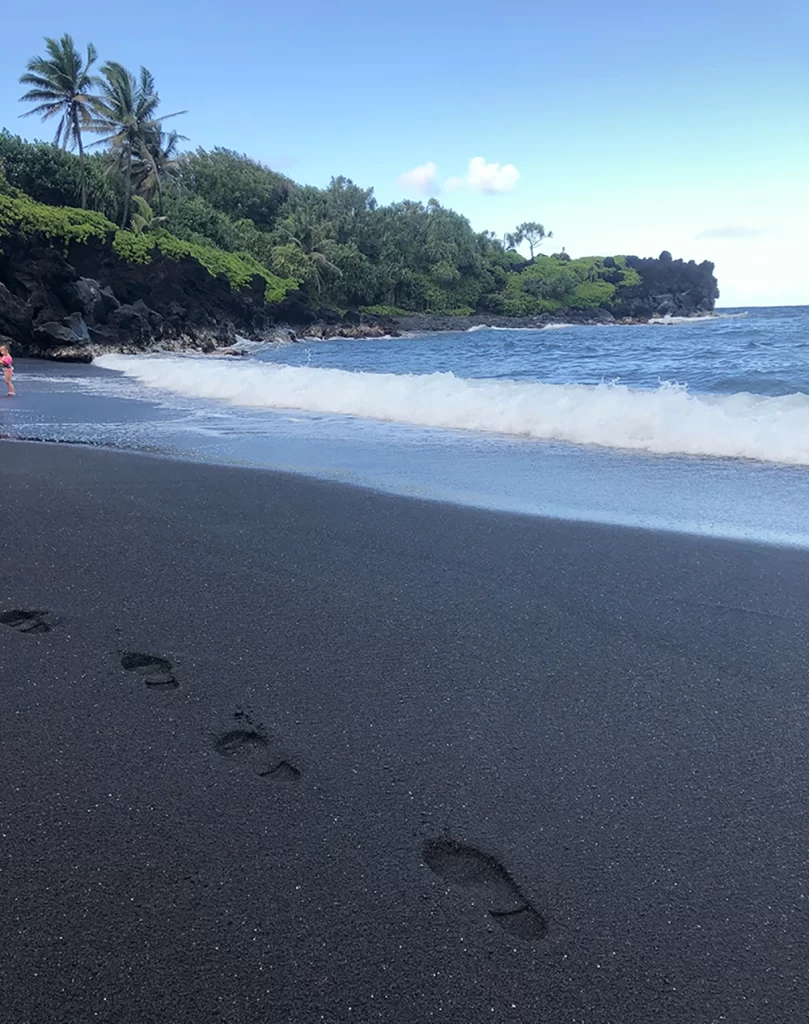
[95,355,809,466]
[466,324,549,332]
[649,312,749,325]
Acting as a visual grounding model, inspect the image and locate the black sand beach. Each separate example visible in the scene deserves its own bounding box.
[1,441,807,1023]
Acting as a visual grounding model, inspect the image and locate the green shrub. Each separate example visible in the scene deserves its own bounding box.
[175,147,294,231]
[0,189,294,303]
[359,304,408,316]
[566,280,616,308]
[501,292,561,316]
[162,189,246,252]
[150,232,294,301]
[112,230,152,263]
[613,256,642,287]
[120,228,297,302]
[0,131,122,220]
[0,164,24,199]
[269,243,314,287]
[0,192,114,247]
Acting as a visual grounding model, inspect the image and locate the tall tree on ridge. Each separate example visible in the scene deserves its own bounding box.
[18,34,99,209]
[89,62,185,227]
[506,221,553,260]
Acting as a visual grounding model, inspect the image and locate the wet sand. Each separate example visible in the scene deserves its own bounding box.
[1,441,807,1023]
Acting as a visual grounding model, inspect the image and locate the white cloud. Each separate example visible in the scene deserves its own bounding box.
[398,156,520,198]
[396,161,439,195]
[466,156,520,194]
[441,157,520,195]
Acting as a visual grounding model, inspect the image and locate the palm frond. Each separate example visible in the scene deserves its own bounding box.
[19,34,100,157]
[153,109,187,123]
[139,66,157,97]
[87,132,123,148]
[18,86,62,102]
[18,73,59,91]
[19,102,64,120]
[44,36,68,64]
[52,116,70,148]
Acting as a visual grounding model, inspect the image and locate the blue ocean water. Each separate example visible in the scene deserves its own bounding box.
[3,306,808,545]
[253,307,809,397]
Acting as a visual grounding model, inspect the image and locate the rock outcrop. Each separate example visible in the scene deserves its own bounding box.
[0,231,718,361]
[0,233,405,360]
[614,253,719,318]
[0,234,279,360]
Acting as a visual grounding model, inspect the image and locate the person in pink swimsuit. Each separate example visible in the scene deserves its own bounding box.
[1,344,15,396]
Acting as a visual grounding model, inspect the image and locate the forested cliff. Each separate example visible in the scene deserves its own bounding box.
[0,133,719,359]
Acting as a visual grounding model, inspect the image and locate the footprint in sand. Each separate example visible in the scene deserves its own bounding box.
[424,839,546,941]
[214,711,301,782]
[121,651,179,690]
[0,608,55,634]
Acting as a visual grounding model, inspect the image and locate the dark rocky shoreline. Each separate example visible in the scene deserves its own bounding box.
[250,306,714,352]
[392,309,670,333]
[0,231,719,361]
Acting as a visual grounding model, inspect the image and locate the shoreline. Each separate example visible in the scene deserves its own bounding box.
[247,307,733,347]
[2,441,808,1022]
[4,356,808,552]
[8,307,725,362]
[3,431,808,552]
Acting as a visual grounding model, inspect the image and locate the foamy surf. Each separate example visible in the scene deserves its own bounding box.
[95,354,809,466]
[649,312,748,324]
[467,324,530,332]
[466,323,575,332]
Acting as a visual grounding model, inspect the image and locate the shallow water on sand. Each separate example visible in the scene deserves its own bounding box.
[2,341,808,549]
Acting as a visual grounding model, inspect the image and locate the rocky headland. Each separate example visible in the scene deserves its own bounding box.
[0,228,719,361]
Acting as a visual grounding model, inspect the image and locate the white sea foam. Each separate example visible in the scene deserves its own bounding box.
[95,354,809,466]
[466,324,541,332]
[466,323,577,332]
[649,312,749,325]
[466,314,748,331]
[649,314,716,325]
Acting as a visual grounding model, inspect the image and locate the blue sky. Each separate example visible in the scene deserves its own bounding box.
[2,0,808,305]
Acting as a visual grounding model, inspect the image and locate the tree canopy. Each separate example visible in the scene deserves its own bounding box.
[88,62,185,227]
[19,33,99,208]
[6,33,710,320]
[506,222,553,260]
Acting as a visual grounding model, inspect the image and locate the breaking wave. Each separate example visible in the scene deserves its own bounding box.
[95,354,809,466]
[466,323,576,332]
[649,312,749,324]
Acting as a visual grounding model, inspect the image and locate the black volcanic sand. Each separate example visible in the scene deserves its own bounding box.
[1,442,807,1024]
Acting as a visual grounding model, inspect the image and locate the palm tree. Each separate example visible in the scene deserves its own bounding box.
[18,34,99,209]
[279,206,342,296]
[135,128,186,214]
[89,62,185,228]
[129,196,166,235]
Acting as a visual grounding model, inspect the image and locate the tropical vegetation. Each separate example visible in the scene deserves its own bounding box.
[4,33,705,318]
[18,34,98,209]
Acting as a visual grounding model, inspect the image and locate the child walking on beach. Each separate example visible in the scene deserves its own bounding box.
[1,344,15,396]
